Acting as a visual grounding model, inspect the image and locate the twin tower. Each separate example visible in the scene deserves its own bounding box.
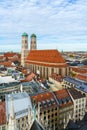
[21,32,37,66]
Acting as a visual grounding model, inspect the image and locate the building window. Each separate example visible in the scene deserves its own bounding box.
[48,110,50,113]
[55,112,57,116]
[44,116,46,120]
[25,40,27,43]
[51,108,54,112]
[44,111,46,114]
[51,68,54,74]
[48,115,50,119]
[59,69,61,75]
[55,107,57,110]
[51,114,54,117]
[2,126,5,130]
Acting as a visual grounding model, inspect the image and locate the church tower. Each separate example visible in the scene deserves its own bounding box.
[30,34,37,50]
[21,32,28,67]
[8,97,18,130]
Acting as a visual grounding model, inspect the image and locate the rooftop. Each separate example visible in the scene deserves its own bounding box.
[26,49,67,67]
[0,102,6,125]
[31,34,36,38]
[49,73,63,82]
[0,76,18,84]
[22,32,28,37]
[6,91,32,121]
[54,89,73,107]
[30,120,45,130]
[64,76,86,86]
[68,88,85,99]
[22,81,47,96]
[31,91,57,110]
[76,85,87,93]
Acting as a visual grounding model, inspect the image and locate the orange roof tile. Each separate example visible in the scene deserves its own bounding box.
[76,74,87,82]
[31,92,57,110]
[0,55,4,59]
[26,49,66,64]
[50,73,63,82]
[0,61,14,67]
[4,52,21,58]
[54,89,73,108]
[25,72,36,81]
[70,67,87,74]
[0,102,6,125]
[31,89,73,109]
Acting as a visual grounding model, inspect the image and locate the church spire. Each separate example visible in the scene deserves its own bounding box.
[8,96,18,130]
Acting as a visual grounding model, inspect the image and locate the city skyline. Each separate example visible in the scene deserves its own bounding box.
[0,0,87,52]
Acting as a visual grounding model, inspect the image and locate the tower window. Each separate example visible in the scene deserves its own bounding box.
[25,40,27,43]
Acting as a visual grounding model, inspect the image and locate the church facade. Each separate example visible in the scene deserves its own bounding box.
[21,33,69,78]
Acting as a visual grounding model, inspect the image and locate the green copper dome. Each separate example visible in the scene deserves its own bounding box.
[31,34,36,38]
[22,32,28,37]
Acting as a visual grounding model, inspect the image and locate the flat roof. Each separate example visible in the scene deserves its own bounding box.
[22,81,46,95]
[0,76,18,84]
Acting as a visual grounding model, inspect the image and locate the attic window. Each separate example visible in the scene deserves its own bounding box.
[47,100,51,106]
[62,98,66,104]
[51,98,55,104]
[42,101,46,107]
[38,102,42,108]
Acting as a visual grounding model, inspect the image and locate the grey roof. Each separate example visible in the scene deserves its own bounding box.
[76,84,87,93]
[22,81,47,96]
[68,88,85,99]
[64,76,86,86]
[6,92,32,121]
[30,120,45,130]
[66,120,80,130]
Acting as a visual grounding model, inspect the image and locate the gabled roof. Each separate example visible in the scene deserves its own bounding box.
[31,91,57,109]
[30,120,45,130]
[26,50,67,66]
[54,89,73,107]
[68,88,85,99]
[0,61,14,67]
[66,120,79,130]
[49,73,63,82]
[4,52,20,58]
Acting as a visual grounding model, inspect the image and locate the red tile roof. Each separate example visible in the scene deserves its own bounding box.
[4,52,20,58]
[70,67,87,74]
[25,72,36,81]
[31,89,73,110]
[31,92,57,110]
[76,74,87,82]
[50,73,63,82]
[0,61,15,67]
[26,50,67,67]
[4,53,21,62]
[54,89,73,108]
[0,102,6,125]
[0,55,4,59]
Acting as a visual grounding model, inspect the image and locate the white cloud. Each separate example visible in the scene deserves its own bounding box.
[0,0,87,51]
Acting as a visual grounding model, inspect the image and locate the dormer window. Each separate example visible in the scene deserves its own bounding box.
[47,100,51,106]
[42,101,46,107]
[51,98,55,104]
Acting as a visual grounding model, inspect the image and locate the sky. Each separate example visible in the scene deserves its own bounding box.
[0,0,87,52]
